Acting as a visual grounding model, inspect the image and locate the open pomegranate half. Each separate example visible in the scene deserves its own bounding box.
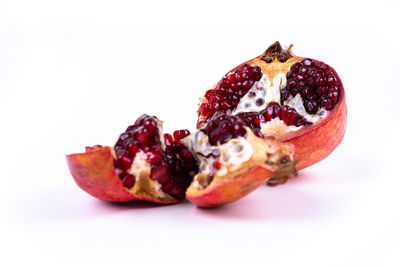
[66,114,198,204]
[197,42,347,170]
[184,113,297,207]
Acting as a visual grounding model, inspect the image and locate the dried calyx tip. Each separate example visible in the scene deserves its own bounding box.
[266,158,298,186]
[262,41,294,63]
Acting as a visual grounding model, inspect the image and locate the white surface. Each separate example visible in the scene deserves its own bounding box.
[1,0,400,266]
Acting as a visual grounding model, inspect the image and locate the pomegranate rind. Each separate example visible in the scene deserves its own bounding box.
[186,165,275,208]
[66,146,178,204]
[186,132,296,208]
[283,96,347,170]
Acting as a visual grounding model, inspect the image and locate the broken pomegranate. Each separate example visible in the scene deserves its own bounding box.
[67,113,296,207]
[184,113,297,207]
[66,114,198,204]
[197,42,347,170]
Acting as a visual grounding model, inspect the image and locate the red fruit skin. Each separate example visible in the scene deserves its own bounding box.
[282,94,347,170]
[66,146,178,204]
[186,165,275,208]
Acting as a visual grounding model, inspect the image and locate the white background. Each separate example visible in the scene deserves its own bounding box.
[1,0,399,266]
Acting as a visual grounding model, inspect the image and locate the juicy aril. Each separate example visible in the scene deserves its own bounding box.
[197,42,347,170]
[66,114,198,204]
[184,113,296,207]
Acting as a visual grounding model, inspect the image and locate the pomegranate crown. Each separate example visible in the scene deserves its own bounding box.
[261,41,294,63]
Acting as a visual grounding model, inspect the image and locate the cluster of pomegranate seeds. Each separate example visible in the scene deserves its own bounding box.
[201,113,248,146]
[114,114,161,189]
[237,102,311,133]
[113,114,198,199]
[281,58,342,114]
[199,64,263,119]
[158,130,199,198]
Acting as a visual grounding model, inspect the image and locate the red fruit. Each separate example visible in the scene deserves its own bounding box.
[66,115,198,203]
[184,114,297,207]
[196,41,346,170]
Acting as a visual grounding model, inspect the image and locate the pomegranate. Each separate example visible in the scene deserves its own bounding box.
[184,113,297,207]
[66,114,198,204]
[67,113,296,207]
[197,42,347,170]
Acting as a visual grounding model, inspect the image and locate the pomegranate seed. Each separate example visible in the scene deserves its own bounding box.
[291,62,302,71]
[221,100,231,109]
[286,109,297,125]
[121,174,135,188]
[315,77,326,86]
[205,90,214,98]
[161,180,175,192]
[226,73,238,83]
[237,89,246,97]
[264,105,274,120]
[211,94,222,102]
[220,79,229,89]
[321,98,334,110]
[316,86,328,96]
[303,58,313,66]
[169,186,184,198]
[328,91,339,102]
[199,103,209,116]
[134,128,149,145]
[150,165,169,181]
[305,100,317,113]
[254,114,265,124]
[127,142,140,156]
[119,133,130,141]
[164,133,174,146]
[143,118,157,134]
[296,74,305,81]
[211,102,220,111]
[280,106,288,121]
[118,154,132,168]
[231,82,242,90]
[244,66,256,76]
[239,73,249,82]
[299,67,308,73]
[287,79,296,89]
[242,80,252,90]
[147,147,162,164]
[173,129,191,141]
[271,103,281,118]
[327,76,337,85]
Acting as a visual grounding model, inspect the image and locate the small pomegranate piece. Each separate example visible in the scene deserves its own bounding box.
[184,114,297,207]
[66,114,198,203]
[197,41,347,170]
